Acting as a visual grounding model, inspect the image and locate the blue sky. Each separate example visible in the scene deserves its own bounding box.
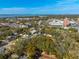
[0,0,79,14]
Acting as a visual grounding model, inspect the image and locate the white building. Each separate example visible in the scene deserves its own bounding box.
[70,21,78,27]
[30,30,37,34]
[49,19,63,27]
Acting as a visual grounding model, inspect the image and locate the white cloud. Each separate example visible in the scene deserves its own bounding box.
[1,8,26,11]
[0,8,29,14]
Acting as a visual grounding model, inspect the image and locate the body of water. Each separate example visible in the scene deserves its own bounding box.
[0,14,48,18]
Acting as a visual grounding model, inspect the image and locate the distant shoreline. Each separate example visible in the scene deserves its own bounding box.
[0,14,79,18]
